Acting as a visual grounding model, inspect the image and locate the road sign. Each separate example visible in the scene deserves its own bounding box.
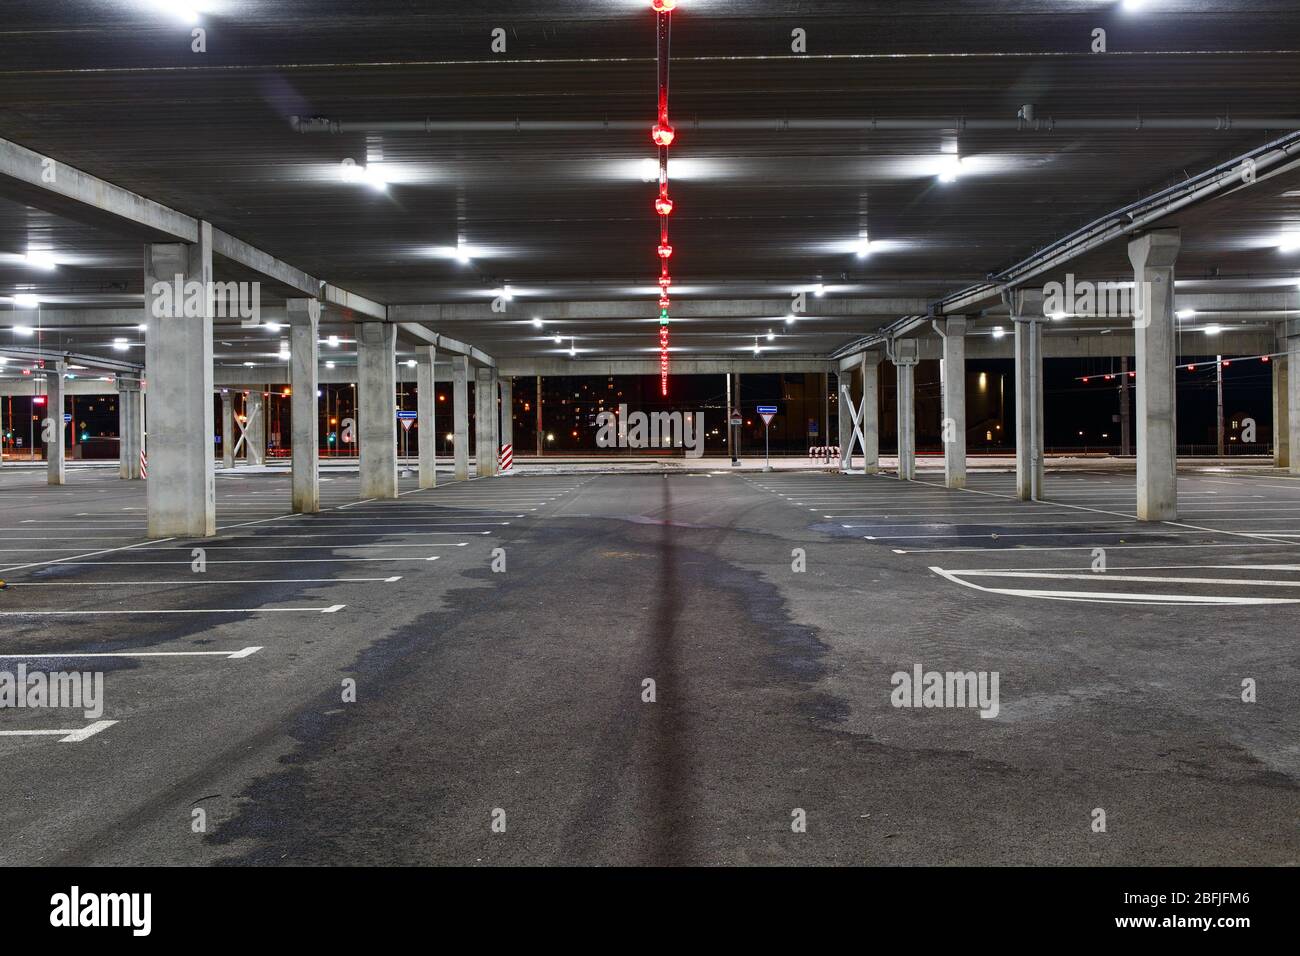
[757,407,777,471]
[729,407,743,426]
[396,410,417,420]
[63,413,72,423]
[400,418,414,432]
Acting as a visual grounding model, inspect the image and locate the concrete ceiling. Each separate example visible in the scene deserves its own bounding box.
[1,0,1299,371]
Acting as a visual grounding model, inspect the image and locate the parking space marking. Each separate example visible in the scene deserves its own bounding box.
[0,647,263,659]
[1,577,402,586]
[929,566,1300,607]
[0,605,346,616]
[0,721,118,743]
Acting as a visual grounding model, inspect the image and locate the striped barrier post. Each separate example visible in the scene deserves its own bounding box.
[498,443,513,475]
[140,449,148,479]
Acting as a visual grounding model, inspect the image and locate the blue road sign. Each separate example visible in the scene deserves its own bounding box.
[756,405,777,415]
[396,411,417,420]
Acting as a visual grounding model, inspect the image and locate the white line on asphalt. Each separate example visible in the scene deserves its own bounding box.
[0,720,117,743]
[0,647,263,659]
[0,606,346,616]
[866,529,1215,540]
[0,537,177,575]
[892,541,1286,554]
[927,567,1300,606]
[937,569,1300,587]
[1,577,403,586]
[12,557,441,565]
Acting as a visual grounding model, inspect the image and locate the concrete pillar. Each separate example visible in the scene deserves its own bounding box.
[288,298,321,513]
[245,390,265,466]
[1129,229,1181,520]
[475,367,494,477]
[837,369,851,469]
[942,316,967,489]
[1286,321,1300,476]
[1120,356,1132,457]
[1013,308,1044,502]
[499,376,513,466]
[357,321,398,499]
[220,390,234,468]
[490,367,502,471]
[1274,340,1290,469]
[416,345,437,489]
[117,377,143,479]
[45,364,66,485]
[894,340,919,481]
[453,355,469,480]
[143,224,216,538]
[861,354,881,474]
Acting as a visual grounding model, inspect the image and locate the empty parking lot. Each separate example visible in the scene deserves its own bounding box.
[1,462,1295,866]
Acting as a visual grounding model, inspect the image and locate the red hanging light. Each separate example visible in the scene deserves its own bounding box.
[651,1,676,394]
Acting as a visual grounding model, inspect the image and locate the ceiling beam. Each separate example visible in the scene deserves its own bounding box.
[0,134,386,321]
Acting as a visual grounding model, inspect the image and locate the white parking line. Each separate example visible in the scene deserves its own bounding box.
[0,647,263,659]
[866,529,1210,541]
[929,567,1300,606]
[0,720,117,743]
[0,605,346,616]
[1,577,402,586]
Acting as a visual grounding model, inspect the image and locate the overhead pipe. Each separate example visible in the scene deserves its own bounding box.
[936,128,1300,316]
[290,114,1300,135]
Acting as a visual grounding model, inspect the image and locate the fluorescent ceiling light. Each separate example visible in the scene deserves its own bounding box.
[327,335,339,347]
[112,337,129,351]
[325,361,336,369]
[265,321,282,332]
[341,161,389,191]
[855,238,872,258]
[813,283,825,297]
[1122,0,1146,11]
[146,1,203,24]
[1204,324,1222,335]
[532,317,543,327]
[359,164,388,192]
[137,323,148,331]
[406,359,417,368]
[785,314,795,325]
[766,329,775,341]
[938,157,965,183]
[553,333,562,344]
[991,326,1006,339]
[1175,309,1197,319]
[1277,234,1300,253]
[13,294,39,309]
[24,251,57,270]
